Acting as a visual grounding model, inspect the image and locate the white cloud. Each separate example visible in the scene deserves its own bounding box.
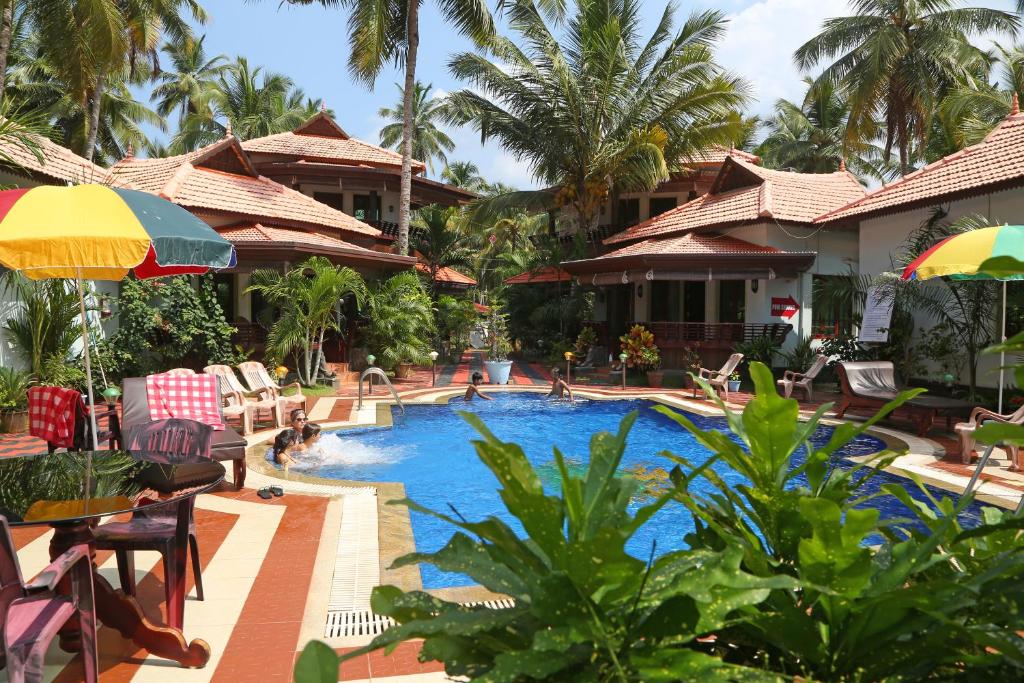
[716,0,852,117]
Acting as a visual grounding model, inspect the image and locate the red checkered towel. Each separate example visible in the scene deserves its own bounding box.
[28,386,82,448]
[146,373,225,431]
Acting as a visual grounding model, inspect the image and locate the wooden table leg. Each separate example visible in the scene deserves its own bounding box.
[49,522,211,668]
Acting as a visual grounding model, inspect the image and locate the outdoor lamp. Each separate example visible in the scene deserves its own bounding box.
[564,351,574,385]
[943,373,955,387]
[429,350,439,386]
[366,354,376,394]
[102,385,121,405]
[619,352,628,391]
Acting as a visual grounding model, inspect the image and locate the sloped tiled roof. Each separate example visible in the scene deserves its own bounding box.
[216,223,414,268]
[504,266,572,285]
[605,158,865,245]
[242,112,426,172]
[817,111,1024,223]
[681,145,761,166]
[415,262,477,286]
[0,132,108,185]
[108,138,381,239]
[603,232,789,258]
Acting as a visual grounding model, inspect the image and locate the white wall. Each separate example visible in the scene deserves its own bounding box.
[856,187,1024,389]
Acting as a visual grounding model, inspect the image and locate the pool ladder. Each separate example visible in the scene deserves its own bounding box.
[963,444,1024,514]
[356,368,406,416]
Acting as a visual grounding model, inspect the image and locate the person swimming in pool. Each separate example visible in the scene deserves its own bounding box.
[276,422,322,465]
[465,371,493,401]
[273,408,308,465]
[548,367,574,402]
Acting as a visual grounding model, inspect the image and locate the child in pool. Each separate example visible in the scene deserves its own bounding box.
[277,422,322,465]
[465,371,493,401]
[548,368,574,402]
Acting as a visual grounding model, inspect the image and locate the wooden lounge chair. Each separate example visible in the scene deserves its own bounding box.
[835,361,973,436]
[0,516,98,683]
[238,361,305,418]
[694,353,744,400]
[777,354,828,401]
[204,364,281,433]
[955,404,1024,467]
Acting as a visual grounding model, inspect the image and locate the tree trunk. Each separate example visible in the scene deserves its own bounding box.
[0,0,13,99]
[84,69,107,162]
[397,0,420,256]
[313,327,327,386]
[898,138,909,177]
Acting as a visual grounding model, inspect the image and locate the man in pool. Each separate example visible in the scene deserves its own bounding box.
[548,367,574,402]
[465,371,493,401]
[273,408,308,464]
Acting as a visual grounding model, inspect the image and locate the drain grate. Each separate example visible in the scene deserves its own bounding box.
[325,598,517,639]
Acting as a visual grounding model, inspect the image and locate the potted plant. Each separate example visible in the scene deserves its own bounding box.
[727,371,742,393]
[680,345,701,388]
[0,368,32,434]
[395,361,415,379]
[483,307,513,384]
[619,324,662,386]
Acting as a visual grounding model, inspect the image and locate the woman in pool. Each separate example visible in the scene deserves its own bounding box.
[465,372,493,401]
[273,408,308,464]
[548,368,574,402]
[276,422,323,465]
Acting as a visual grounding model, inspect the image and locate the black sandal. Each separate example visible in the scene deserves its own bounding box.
[269,485,284,497]
[257,487,272,500]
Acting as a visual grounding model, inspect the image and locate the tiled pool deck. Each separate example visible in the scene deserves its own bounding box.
[6,355,1023,682]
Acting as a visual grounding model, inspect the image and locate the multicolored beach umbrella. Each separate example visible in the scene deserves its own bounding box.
[902,224,1024,412]
[0,184,235,280]
[902,224,1024,281]
[0,184,236,450]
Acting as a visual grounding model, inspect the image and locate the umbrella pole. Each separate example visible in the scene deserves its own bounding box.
[76,271,101,451]
[999,280,1007,415]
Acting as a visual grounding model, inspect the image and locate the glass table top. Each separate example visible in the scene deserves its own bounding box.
[0,451,224,526]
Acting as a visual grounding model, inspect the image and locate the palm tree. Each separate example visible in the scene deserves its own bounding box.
[411,204,473,298]
[247,256,367,386]
[171,57,325,152]
[795,0,1018,175]
[379,81,454,174]
[756,78,893,181]
[361,270,435,370]
[151,35,229,119]
[287,0,495,257]
[441,160,485,191]
[444,0,747,234]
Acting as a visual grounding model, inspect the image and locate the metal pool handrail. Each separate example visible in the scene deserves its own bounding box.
[963,444,1024,514]
[357,368,405,416]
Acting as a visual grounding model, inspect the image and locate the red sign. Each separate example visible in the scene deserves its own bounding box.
[771,295,800,319]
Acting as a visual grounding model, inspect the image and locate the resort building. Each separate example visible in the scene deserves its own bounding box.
[564,106,1024,389]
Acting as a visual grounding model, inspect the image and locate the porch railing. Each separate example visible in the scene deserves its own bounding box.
[630,322,792,347]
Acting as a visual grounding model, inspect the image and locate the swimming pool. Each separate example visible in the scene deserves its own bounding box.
[279,393,985,588]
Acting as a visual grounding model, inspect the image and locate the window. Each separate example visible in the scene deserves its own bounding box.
[617,198,640,227]
[718,280,745,323]
[683,282,706,322]
[650,281,680,322]
[353,194,382,222]
[213,273,235,321]
[313,192,344,211]
[1006,281,1024,337]
[811,274,854,338]
[649,197,677,218]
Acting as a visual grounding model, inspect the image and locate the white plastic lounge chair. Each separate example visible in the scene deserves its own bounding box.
[237,361,305,419]
[777,354,828,401]
[955,404,1024,468]
[164,368,195,376]
[694,353,744,400]
[203,365,281,433]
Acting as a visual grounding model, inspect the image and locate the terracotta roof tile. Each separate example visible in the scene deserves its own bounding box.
[605,159,865,245]
[816,113,1024,223]
[415,262,477,285]
[242,113,426,172]
[682,145,761,166]
[0,132,108,184]
[216,223,365,249]
[108,140,381,239]
[504,266,572,284]
[602,232,789,259]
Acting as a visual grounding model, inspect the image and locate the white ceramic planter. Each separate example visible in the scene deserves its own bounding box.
[727,380,742,392]
[484,360,513,384]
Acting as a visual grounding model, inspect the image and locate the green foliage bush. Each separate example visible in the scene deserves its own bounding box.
[295,363,1024,682]
[361,271,435,371]
[0,367,32,412]
[97,275,238,383]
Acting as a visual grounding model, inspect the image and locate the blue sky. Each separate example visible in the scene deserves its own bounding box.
[143,0,1017,187]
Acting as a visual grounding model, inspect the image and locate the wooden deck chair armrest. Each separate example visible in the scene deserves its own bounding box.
[24,543,90,593]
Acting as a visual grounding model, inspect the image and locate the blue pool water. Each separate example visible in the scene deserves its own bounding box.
[280,393,986,588]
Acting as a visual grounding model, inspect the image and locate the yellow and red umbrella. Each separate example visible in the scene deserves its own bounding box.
[0,184,236,448]
[902,225,1024,411]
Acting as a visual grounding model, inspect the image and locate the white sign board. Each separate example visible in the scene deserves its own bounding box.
[858,286,893,343]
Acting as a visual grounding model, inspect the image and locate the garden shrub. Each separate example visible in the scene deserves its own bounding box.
[295,363,1024,682]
